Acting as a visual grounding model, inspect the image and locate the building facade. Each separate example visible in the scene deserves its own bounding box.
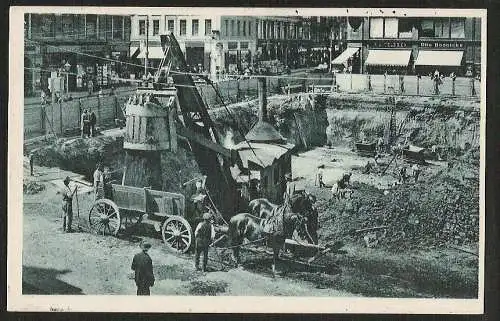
[24,13,132,95]
[129,14,341,79]
[338,16,481,76]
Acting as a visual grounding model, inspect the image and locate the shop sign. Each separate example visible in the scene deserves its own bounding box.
[419,41,465,49]
[370,40,410,48]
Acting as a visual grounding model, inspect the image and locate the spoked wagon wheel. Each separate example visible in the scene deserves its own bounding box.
[161,216,192,254]
[88,199,121,236]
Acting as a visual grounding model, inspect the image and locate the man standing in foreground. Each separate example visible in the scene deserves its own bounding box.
[62,176,78,233]
[194,212,216,272]
[131,241,155,296]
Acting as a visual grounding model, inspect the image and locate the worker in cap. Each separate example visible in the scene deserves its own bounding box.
[61,176,77,232]
[194,212,216,272]
[131,240,155,295]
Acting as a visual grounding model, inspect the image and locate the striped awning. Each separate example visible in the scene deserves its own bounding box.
[365,49,412,67]
[137,47,166,59]
[331,47,359,65]
[415,50,464,67]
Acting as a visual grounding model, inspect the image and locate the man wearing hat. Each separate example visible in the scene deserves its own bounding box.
[194,212,216,272]
[131,241,155,295]
[62,176,78,232]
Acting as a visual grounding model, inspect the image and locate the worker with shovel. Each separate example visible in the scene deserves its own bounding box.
[62,176,78,233]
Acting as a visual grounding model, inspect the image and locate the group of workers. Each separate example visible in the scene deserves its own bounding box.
[81,109,97,138]
[60,162,113,233]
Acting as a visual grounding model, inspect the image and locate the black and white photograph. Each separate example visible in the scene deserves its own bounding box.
[8,7,486,313]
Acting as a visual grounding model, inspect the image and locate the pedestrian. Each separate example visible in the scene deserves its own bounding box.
[29,152,34,176]
[316,166,325,188]
[399,166,409,184]
[81,109,90,138]
[40,89,47,105]
[433,69,441,95]
[131,241,155,296]
[194,212,216,272]
[376,137,384,153]
[412,164,421,183]
[93,163,104,201]
[61,176,78,232]
[399,74,405,94]
[90,111,97,137]
[88,78,94,96]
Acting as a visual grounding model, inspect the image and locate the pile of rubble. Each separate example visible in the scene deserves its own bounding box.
[318,159,479,251]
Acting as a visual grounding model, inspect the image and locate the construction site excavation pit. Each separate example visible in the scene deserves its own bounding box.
[24,92,480,298]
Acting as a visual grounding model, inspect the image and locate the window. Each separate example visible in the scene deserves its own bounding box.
[243,21,246,36]
[113,16,123,39]
[249,21,252,36]
[138,19,146,36]
[180,19,186,35]
[420,19,434,37]
[434,18,450,38]
[98,15,107,40]
[277,23,281,39]
[86,15,97,39]
[450,18,465,38]
[192,19,199,36]
[152,19,160,35]
[228,42,238,50]
[237,20,241,36]
[62,14,74,38]
[240,42,248,49]
[384,18,398,38]
[398,18,414,38]
[369,18,384,38]
[231,20,235,36]
[167,19,174,33]
[225,20,229,36]
[205,19,212,36]
[270,22,274,38]
[262,22,267,39]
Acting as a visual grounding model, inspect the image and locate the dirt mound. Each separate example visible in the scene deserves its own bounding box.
[23,181,46,195]
[318,160,479,251]
[31,137,123,179]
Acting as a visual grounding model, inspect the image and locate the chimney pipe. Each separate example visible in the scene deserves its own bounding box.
[258,76,267,122]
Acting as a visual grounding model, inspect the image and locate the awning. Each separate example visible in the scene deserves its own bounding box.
[331,47,359,65]
[365,49,412,67]
[415,50,464,67]
[137,47,166,59]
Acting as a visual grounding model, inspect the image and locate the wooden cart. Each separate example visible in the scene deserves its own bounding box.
[88,184,192,253]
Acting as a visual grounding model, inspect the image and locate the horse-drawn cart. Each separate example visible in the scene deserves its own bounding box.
[88,183,193,253]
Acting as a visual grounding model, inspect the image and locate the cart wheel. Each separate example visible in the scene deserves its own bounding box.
[161,216,192,254]
[89,199,121,236]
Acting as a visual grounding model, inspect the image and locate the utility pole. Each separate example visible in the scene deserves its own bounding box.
[145,16,149,76]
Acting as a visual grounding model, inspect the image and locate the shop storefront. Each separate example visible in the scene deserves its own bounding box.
[355,39,478,76]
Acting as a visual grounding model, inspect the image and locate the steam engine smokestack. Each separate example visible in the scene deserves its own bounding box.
[258,77,267,122]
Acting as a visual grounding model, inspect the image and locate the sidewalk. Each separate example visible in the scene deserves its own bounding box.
[24,86,137,106]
